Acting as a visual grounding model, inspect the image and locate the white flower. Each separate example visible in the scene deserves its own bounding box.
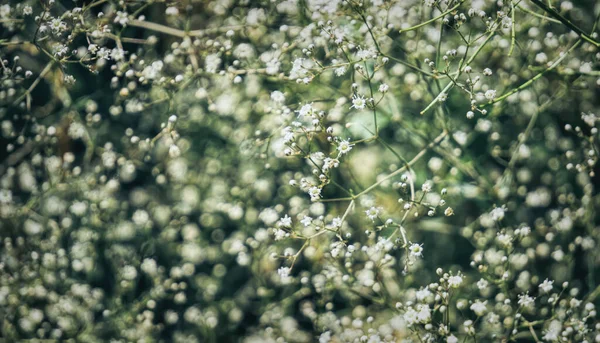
[334,66,346,76]
[518,293,535,307]
[331,217,342,228]
[539,279,554,293]
[350,94,367,110]
[296,103,314,117]
[490,207,505,221]
[356,48,376,60]
[542,320,561,341]
[49,18,67,33]
[421,182,432,193]
[273,228,287,241]
[470,300,487,316]
[416,288,432,301]
[378,83,389,93]
[416,304,431,323]
[403,307,418,326]
[337,140,354,155]
[23,6,33,15]
[444,207,454,216]
[114,11,129,26]
[483,68,493,76]
[447,274,463,288]
[447,335,458,343]
[365,207,380,221]
[290,58,307,78]
[484,89,497,100]
[477,278,489,290]
[165,6,179,15]
[271,91,285,104]
[308,186,321,200]
[278,215,292,228]
[319,331,332,343]
[300,216,312,227]
[323,158,340,171]
[409,243,424,258]
[278,267,291,280]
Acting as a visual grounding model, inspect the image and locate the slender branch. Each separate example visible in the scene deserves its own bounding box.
[484,39,581,106]
[12,61,55,106]
[128,20,254,38]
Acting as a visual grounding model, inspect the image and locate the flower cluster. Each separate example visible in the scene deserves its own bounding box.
[0,0,599,342]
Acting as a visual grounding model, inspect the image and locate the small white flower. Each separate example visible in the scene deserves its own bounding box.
[331,217,342,228]
[477,278,489,290]
[447,274,463,288]
[165,6,179,15]
[539,279,554,293]
[278,215,292,228]
[421,182,432,193]
[409,243,424,258]
[271,91,285,104]
[518,293,535,307]
[483,68,493,76]
[334,66,347,76]
[278,267,291,280]
[490,206,505,221]
[365,207,380,221]
[296,103,314,117]
[484,89,497,100]
[308,186,321,200]
[378,83,389,93]
[337,140,353,155]
[300,216,313,227]
[114,11,129,26]
[470,300,487,316]
[350,94,367,110]
[447,335,458,343]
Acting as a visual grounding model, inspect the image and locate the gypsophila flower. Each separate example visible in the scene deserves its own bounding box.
[278,267,291,281]
[477,278,489,290]
[300,216,313,227]
[447,274,463,288]
[114,11,129,26]
[421,182,432,192]
[308,186,322,200]
[334,66,347,76]
[470,300,487,316]
[297,103,314,117]
[365,207,380,221]
[1,2,598,341]
[539,279,554,293]
[484,89,496,101]
[350,94,367,110]
[49,18,67,34]
[337,139,353,155]
[271,91,285,104]
[165,6,179,15]
[409,243,424,258]
[490,206,505,221]
[518,293,536,307]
